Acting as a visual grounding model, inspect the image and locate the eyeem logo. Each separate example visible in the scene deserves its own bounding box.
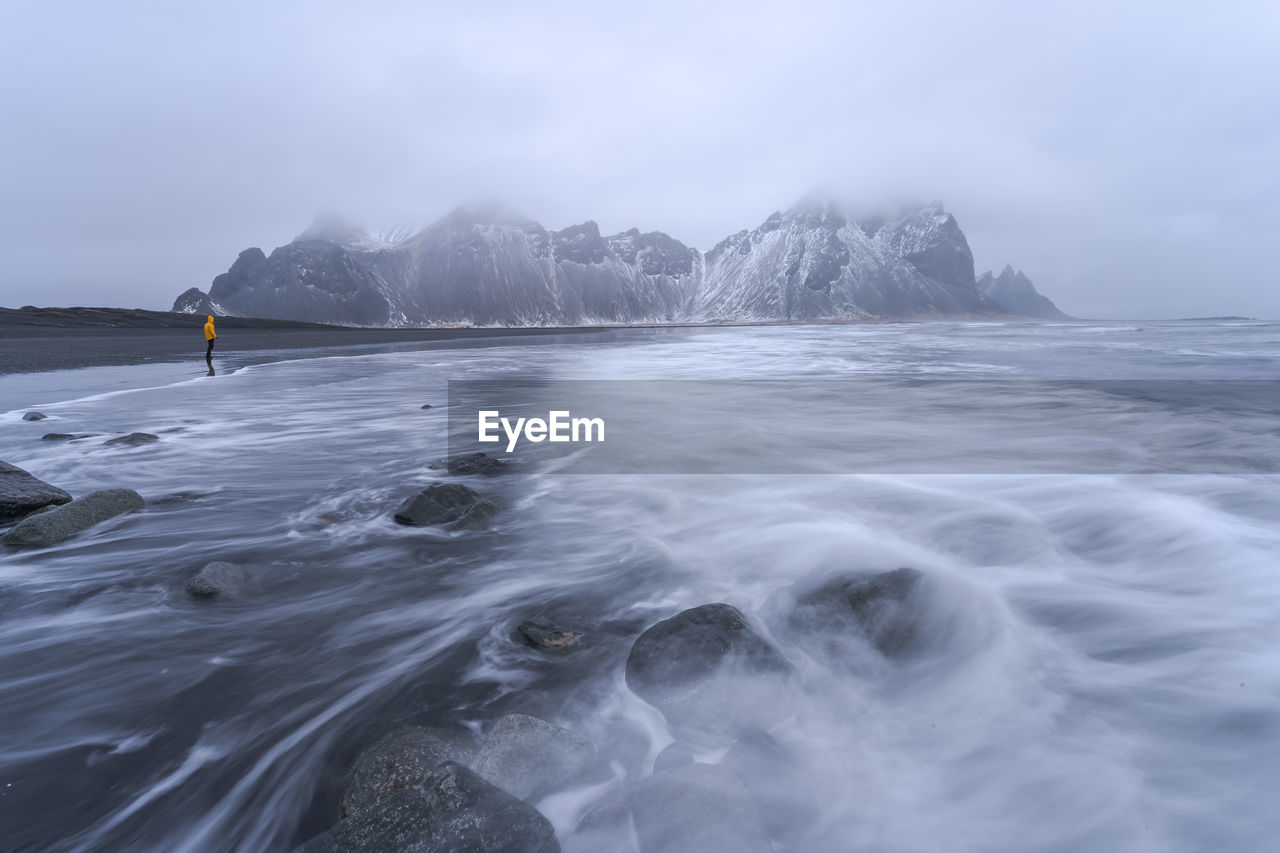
[478,410,605,452]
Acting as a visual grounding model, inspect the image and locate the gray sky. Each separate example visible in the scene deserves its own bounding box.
[1,0,1276,318]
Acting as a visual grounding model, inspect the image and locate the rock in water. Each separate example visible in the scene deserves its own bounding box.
[186,562,251,599]
[789,567,925,658]
[22,411,47,421]
[447,452,507,476]
[341,727,472,818]
[471,714,596,801]
[2,488,142,547]
[41,433,93,442]
[631,763,772,853]
[447,499,499,531]
[624,603,792,742]
[420,404,433,410]
[393,483,482,526]
[0,460,72,522]
[516,620,579,650]
[719,729,816,842]
[103,432,159,446]
[298,762,560,853]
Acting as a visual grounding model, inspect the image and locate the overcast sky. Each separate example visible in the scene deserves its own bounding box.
[1,0,1276,318]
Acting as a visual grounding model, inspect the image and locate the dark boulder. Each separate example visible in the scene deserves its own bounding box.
[41,433,93,442]
[631,763,772,853]
[22,412,47,421]
[471,714,595,802]
[104,432,159,446]
[420,404,433,410]
[0,460,72,522]
[186,562,251,599]
[789,567,925,658]
[624,604,792,742]
[2,488,143,547]
[447,499,499,531]
[393,483,481,526]
[341,727,471,818]
[447,452,507,476]
[297,762,559,853]
[516,620,579,651]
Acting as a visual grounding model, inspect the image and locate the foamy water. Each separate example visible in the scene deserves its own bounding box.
[2,321,1278,852]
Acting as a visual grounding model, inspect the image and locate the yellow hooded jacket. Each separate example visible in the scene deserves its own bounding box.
[204,316,217,341]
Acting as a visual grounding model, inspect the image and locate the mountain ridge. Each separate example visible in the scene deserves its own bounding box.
[175,199,1068,325]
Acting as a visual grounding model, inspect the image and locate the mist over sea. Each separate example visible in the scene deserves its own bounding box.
[2,320,1278,852]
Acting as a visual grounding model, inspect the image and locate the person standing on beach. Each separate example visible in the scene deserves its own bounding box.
[204,315,217,366]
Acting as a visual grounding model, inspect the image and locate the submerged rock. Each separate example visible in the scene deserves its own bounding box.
[631,763,772,853]
[447,452,507,476]
[789,567,926,657]
[472,714,596,802]
[516,620,579,651]
[624,604,792,741]
[103,432,159,446]
[420,404,433,410]
[22,411,47,421]
[341,727,472,818]
[718,729,815,841]
[298,762,559,853]
[447,499,499,532]
[393,483,482,526]
[1,488,143,547]
[41,433,93,442]
[0,460,72,522]
[186,562,251,599]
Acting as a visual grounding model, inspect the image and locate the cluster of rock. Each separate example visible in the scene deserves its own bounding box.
[1,414,171,548]
[392,452,505,532]
[180,449,507,599]
[1,460,144,547]
[293,567,929,852]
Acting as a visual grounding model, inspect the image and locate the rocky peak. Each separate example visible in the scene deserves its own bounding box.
[295,215,371,248]
[553,221,610,264]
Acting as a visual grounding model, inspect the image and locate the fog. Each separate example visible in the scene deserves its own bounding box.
[0,0,1276,318]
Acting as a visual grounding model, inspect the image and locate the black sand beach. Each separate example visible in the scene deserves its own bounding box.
[0,307,608,375]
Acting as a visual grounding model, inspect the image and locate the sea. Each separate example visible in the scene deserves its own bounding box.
[1,320,1278,852]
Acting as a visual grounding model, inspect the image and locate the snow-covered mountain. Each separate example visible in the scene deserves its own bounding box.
[175,199,1058,325]
[976,265,1070,319]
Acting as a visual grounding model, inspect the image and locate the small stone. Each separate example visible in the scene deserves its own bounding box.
[516,620,579,650]
[420,404,433,410]
[447,452,507,476]
[186,562,250,598]
[104,432,159,446]
[393,483,481,526]
[41,433,93,442]
[22,412,47,421]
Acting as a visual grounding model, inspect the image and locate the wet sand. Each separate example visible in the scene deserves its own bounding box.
[0,309,611,375]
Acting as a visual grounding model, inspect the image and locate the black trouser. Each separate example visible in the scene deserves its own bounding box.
[206,339,215,363]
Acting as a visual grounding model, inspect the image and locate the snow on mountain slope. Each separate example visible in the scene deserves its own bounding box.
[176,198,1045,325]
